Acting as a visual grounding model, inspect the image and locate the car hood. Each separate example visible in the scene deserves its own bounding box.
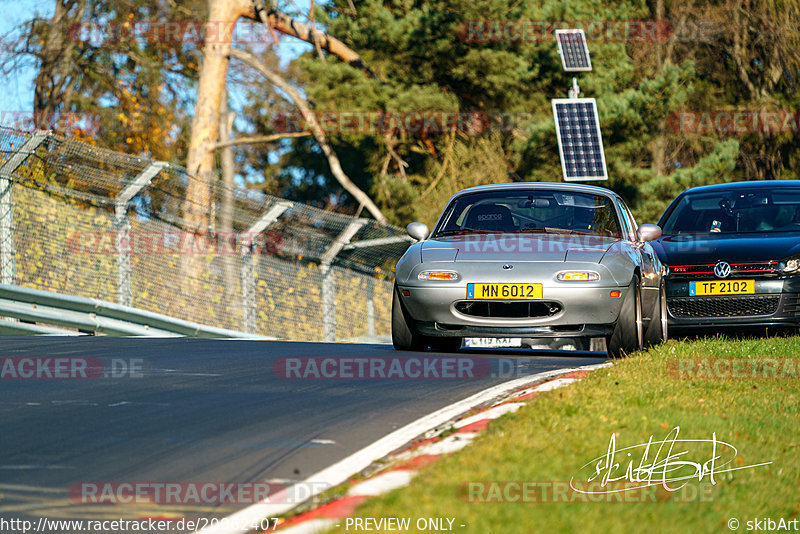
[420,234,618,263]
[652,232,800,265]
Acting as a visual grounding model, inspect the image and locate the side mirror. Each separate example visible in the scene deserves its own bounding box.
[637,224,662,242]
[406,222,429,241]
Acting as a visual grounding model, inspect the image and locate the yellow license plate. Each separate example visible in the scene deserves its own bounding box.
[689,279,755,296]
[466,283,543,300]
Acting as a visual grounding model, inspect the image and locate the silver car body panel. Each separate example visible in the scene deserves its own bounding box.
[395,182,662,337]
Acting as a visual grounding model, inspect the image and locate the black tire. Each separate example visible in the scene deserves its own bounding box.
[392,285,425,351]
[644,280,668,348]
[607,275,643,358]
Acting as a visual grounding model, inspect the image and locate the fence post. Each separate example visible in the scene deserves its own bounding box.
[0,132,48,286]
[339,233,414,341]
[114,161,168,307]
[241,254,256,333]
[320,219,368,342]
[366,275,375,338]
[320,264,335,341]
[240,201,292,333]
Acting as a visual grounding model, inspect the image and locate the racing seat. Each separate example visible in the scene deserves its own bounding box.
[464,204,517,232]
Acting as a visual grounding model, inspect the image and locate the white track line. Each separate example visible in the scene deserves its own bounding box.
[393,433,477,458]
[196,362,608,534]
[453,402,525,428]
[347,470,415,497]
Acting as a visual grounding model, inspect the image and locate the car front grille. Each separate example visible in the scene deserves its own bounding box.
[669,261,777,278]
[454,300,562,319]
[668,295,780,318]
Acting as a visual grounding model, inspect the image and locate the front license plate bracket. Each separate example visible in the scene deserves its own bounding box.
[466,283,543,300]
[688,279,755,296]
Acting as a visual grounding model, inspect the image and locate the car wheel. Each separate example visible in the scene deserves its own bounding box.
[428,337,462,352]
[392,285,426,351]
[606,275,643,358]
[644,280,668,347]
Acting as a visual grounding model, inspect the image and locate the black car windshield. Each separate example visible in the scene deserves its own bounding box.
[432,189,622,238]
[660,188,800,234]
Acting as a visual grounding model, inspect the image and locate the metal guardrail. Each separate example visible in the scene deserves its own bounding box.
[0,127,409,341]
[0,284,272,338]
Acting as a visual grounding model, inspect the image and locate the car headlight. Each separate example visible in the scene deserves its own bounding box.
[778,258,800,274]
[557,271,600,281]
[418,270,460,281]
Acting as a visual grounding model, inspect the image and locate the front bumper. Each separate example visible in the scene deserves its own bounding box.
[415,322,614,339]
[397,284,628,338]
[665,277,800,331]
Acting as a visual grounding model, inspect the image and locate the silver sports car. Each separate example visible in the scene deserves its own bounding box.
[392,182,667,357]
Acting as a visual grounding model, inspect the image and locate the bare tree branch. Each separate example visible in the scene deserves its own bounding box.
[421,127,457,199]
[230,47,388,225]
[248,0,375,78]
[214,131,311,148]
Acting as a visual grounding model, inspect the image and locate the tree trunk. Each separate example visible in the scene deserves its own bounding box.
[183,0,240,231]
[218,89,238,312]
[180,0,242,318]
[184,0,377,233]
[181,0,383,316]
[650,0,666,178]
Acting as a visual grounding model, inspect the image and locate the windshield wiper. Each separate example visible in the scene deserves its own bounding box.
[434,229,502,237]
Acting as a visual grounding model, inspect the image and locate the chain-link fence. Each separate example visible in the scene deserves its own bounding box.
[0,126,413,341]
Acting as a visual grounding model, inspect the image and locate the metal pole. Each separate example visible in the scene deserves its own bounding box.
[240,201,292,334]
[0,132,48,286]
[321,264,335,341]
[366,275,375,338]
[114,161,168,307]
[241,251,256,333]
[320,219,368,342]
[114,204,132,306]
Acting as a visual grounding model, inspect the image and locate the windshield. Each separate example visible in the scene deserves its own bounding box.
[432,189,622,238]
[660,188,800,235]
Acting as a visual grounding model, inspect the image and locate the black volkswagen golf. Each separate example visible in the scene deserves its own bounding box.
[653,180,800,334]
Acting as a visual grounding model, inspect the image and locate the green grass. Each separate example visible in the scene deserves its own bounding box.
[329,337,800,533]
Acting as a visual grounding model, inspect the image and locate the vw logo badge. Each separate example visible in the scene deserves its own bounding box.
[502,264,513,270]
[714,261,731,278]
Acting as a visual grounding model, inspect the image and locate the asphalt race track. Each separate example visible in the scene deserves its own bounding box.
[0,337,606,527]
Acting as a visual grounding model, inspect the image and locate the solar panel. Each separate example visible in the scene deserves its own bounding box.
[555,29,592,72]
[552,98,607,181]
